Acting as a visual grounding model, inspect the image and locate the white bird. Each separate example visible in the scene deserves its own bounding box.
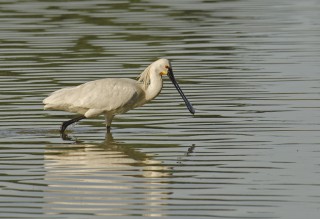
[43,58,195,133]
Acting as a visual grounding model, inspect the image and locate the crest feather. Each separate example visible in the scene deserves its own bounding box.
[137,63,152,89]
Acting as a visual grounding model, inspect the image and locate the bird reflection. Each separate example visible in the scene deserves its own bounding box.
[44,131,177,217]
[177,144,196,165]
[48,131,171,177]
[45,130,199,217]
[59,131,166,169]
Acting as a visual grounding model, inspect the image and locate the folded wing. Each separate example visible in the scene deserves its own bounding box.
[43,78,145,118]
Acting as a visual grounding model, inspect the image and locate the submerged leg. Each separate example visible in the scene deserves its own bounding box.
[60,115,86,133]
[104,113,114,133]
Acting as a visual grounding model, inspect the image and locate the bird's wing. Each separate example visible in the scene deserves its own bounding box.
[44,78,145,116]
[75,78,145,110]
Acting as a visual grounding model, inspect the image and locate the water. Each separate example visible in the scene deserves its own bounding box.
[0,0,320,218]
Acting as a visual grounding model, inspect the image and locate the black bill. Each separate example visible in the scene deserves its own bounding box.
[167,68,195,115]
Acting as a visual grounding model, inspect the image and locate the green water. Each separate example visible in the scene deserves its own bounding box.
[0,0,320,218]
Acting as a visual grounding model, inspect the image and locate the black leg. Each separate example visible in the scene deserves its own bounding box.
[106,126,111,133]
[60,115,86,133]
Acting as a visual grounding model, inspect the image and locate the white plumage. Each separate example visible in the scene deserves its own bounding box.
[43,58,194,133]
[44,78,145,117]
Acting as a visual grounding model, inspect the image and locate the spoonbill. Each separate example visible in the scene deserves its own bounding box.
[43,58,195,133]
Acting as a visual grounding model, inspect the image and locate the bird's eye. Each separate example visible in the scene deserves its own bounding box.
[165,65,169,69]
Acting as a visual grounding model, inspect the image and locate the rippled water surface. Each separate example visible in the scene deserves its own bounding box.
[1,0,320,218]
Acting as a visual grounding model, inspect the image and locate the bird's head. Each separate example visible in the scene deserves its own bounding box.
[153,58,172,76]
[154,58,195,115]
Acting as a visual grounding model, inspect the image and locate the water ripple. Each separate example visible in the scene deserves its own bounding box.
[1,0,320,218]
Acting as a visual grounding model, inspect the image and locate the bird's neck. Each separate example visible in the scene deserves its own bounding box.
[145,72,163,101]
